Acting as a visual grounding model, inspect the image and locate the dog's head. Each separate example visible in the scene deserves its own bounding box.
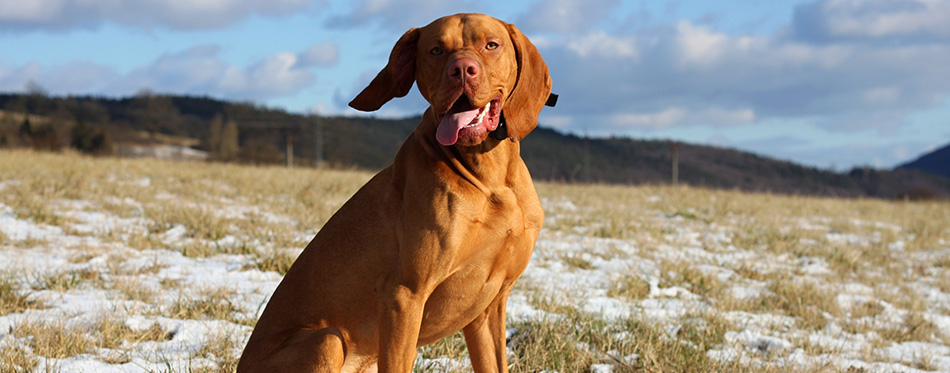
[350,13,552,147]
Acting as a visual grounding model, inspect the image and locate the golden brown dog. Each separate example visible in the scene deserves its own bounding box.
[237,13,552,372]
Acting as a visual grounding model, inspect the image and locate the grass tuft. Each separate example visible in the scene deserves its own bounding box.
[162,288,253,326]
[766,277,841,330]
[0,343,38,373]
[251,249,298,275]
[192,330,242,373]
[0,273,41,315]
[31,268,102,293]
[608,275,651,300]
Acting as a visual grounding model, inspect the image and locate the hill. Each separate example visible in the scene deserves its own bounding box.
[897,143,950,179]
[2,92,948,199]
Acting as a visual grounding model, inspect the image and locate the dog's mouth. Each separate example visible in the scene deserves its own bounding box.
[436,95,501,146]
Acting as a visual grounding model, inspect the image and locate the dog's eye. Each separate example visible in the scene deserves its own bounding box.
[486,42,499,50]
[430,47,443,56]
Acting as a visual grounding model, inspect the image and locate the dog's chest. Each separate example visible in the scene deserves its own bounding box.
[415,192,541,343]
[417,255,526,343]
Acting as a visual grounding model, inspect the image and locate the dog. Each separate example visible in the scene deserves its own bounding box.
[237,13,553,372]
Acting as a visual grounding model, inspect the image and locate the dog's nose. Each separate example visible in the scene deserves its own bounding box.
[447,58,479,82]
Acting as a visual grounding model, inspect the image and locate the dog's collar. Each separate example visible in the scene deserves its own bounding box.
[490,93,558,141]
[490,114,509,140]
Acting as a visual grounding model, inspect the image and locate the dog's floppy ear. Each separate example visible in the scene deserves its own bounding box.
[503,23,552,141]
[349,28,420,111]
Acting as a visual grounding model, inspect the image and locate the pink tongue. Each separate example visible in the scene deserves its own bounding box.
[436,107,481,146]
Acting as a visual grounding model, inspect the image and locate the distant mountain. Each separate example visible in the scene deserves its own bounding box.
[2,92,949,199]
[897,143,950,179]
[519,128,950,199]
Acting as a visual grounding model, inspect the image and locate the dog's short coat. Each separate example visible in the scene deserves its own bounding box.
[237,13,552,373]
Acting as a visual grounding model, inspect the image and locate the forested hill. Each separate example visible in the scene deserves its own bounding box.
[897,143,950,179]
[1,92,948,199]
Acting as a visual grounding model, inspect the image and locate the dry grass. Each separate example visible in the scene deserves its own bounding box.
[416,331,468,371]
[251,249,298,275]
[30,268,103,293]
[0,273,41,315]
[507,309,747,372]
[162,288,253,326]
[766,276,842,330]
[192,330,243,373]
[660,261,725,298]
[12,319,96,360]
[6,315,174,371]
[0,343,37,373]
[879,312,939,343]
[560,253,594,271]
[608,275,651,300]
[113,276,157,303]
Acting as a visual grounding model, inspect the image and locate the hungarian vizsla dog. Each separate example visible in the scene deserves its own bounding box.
[238,13,553,372]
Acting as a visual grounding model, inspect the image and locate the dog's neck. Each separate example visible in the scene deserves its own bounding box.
[419,109,523,189]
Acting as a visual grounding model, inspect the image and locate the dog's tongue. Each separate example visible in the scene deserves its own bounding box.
[437,101,482,146]
[436,109,479,146]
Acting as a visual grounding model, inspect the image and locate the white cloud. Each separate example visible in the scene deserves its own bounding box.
[861,86,901,104]
[325,0,479,31]
[242,52,314,96]
[115,46,315,99]
[610,108,686,129]
[297,42,340,67]
[516,0,619,33]
[791,0,950,43]
[566,31,638,60]
[538,114,573,130]
[704,107,756,126]
[540,8,950,136]
[608,107,754,129]
[0,61,115,93]
[675,22,730,66]
[0,0,315,31]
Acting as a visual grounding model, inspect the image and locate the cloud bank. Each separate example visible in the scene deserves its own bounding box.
[530,0,950,136]
[0,0,315,31]
[0,42,340,101]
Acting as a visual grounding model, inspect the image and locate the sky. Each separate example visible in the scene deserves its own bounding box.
[2,0,949,170]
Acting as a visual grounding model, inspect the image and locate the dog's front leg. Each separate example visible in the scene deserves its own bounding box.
[378,282,427,372]
[463,290,511,373]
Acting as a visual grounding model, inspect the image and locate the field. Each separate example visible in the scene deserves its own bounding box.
[1,148,949,372]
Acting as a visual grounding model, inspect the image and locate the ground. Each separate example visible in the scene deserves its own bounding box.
[1,149,949,372]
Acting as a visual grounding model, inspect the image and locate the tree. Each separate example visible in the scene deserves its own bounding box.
[17,117,34,147]
[131,90,180,138]
[19,117,32,137]
[23,80,53,115]
[219,120,239,161]
[71,119,114,155]
[74,100,110,125]
[25,80,48,97]
[205,114,223,156]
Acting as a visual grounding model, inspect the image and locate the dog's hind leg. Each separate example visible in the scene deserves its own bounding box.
[239,327,346,373]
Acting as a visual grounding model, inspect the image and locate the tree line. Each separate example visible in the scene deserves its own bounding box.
[1,87,948,199]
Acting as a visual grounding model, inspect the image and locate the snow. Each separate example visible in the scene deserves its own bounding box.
[0,204,64,241]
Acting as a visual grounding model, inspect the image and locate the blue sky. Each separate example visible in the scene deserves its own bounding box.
[2,0,949,170]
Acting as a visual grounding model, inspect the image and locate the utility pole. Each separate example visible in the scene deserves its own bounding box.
[286,132,294,168]
[583,132,591,183]
[313,117,324,168]
[671,141,680,186]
